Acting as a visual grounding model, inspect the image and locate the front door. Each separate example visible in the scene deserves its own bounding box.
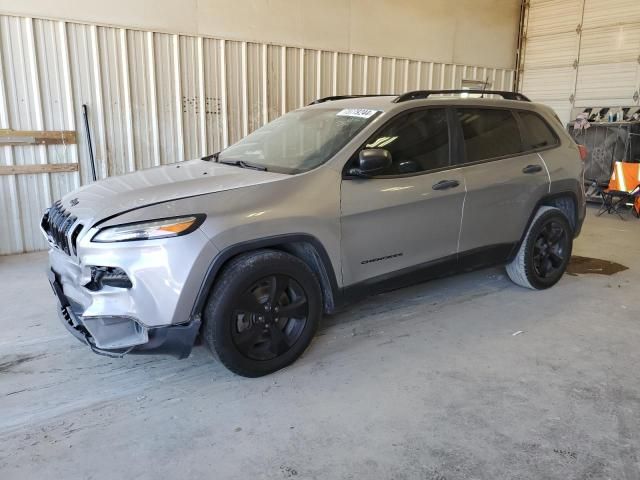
[340,108,466,286]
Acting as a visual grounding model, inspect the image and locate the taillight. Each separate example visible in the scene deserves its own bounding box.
[577,144,588,161]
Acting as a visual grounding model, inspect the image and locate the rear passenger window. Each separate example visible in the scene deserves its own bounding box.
[518,111,558,151]
[457,108,523,163]
[364,108,449,175]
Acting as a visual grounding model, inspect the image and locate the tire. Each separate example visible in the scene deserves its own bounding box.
[506,206,573,290]
[203,249,322,377]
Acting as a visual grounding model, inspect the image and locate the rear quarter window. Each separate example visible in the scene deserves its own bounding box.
[456,108,523,163]
[518,111,559,151]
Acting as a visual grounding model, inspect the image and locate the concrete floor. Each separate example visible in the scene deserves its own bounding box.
[0,206,639,479]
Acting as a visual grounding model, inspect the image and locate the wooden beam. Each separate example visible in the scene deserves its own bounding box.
[0,163,79,175]
[0,129,77,146]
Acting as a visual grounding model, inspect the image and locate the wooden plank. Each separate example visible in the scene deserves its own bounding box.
[0,163,79,175]
[0,129,77,146]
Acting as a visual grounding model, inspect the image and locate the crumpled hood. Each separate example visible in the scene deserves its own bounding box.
[59,159,285,224]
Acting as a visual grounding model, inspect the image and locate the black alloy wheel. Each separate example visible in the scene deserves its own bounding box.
[531,220,569,280]
[231,275,309,361]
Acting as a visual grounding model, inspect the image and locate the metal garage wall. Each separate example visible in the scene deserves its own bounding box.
[520,0,640,123]
[0,14,515,255]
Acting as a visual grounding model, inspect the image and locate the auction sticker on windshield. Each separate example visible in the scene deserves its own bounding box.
[336,108,379,119]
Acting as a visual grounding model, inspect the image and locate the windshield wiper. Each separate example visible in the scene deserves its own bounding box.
[201,152,219,162]
[218,159,267,171]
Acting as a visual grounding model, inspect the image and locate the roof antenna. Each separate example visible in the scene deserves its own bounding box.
[480,77,490,98]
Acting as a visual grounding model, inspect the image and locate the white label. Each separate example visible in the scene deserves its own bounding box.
[336,108,378,119]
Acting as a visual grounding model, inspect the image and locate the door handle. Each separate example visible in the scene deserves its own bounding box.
[522,164,543,174]
[432,179,460,190]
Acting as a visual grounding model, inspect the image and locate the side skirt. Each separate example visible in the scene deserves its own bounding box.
[336,243,515,309]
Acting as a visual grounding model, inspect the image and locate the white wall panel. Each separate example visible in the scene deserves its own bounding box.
[0,13,515,255]
[179,35,204,160]
[153,33,182,165]
[265,45,283,121]
[127,30,159,170]
[203,38,225,153]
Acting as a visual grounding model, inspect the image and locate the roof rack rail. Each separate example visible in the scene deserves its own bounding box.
[393,89,531,103]
[309,94,395,105]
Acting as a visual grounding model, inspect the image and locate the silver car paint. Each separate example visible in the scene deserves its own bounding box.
[457,151,550,252]
[340,168,466,285]
[44,95,585,353]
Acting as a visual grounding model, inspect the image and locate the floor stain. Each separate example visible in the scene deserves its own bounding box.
[0,354,45,373]
[566,256,628,276]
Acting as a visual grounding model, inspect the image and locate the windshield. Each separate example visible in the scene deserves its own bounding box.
[218,108,380,174]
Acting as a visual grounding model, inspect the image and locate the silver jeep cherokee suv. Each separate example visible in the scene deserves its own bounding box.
[42,89,586,377]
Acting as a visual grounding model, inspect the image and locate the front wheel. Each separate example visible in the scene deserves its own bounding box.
[203,250,322,377]
[506,206,573,290]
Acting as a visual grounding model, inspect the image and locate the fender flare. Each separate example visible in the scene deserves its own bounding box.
[190,233,341,317]
[508,190,581,261]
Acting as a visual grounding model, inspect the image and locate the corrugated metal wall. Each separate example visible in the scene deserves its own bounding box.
[0,13,516,255]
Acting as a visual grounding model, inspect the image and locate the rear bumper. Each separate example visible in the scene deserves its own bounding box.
[574,188,587,238]
[48,268,200,359]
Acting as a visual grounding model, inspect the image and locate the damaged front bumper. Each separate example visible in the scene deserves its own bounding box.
[48,268,200,358]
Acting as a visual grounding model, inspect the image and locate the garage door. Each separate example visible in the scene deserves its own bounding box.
[520,0,640,123]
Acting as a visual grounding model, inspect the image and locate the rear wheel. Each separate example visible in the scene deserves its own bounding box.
[203,250,322,377]
[506,206,573,290]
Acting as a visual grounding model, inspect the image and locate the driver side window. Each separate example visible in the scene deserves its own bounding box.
[364,108,450,176]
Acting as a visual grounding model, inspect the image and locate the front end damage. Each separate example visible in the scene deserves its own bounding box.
[42,202,217,359]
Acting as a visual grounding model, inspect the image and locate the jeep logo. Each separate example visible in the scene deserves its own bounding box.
[69,198,79,207]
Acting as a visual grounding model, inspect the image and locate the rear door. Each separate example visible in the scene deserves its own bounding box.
[340,107,466,286]
[454,107,551,263]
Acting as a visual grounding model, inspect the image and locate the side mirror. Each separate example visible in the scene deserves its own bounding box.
[348,149,392,177]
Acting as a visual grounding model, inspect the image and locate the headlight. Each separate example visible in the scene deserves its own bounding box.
[91,215,204,243]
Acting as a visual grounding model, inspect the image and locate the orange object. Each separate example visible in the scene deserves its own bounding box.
[608,161,640,214]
